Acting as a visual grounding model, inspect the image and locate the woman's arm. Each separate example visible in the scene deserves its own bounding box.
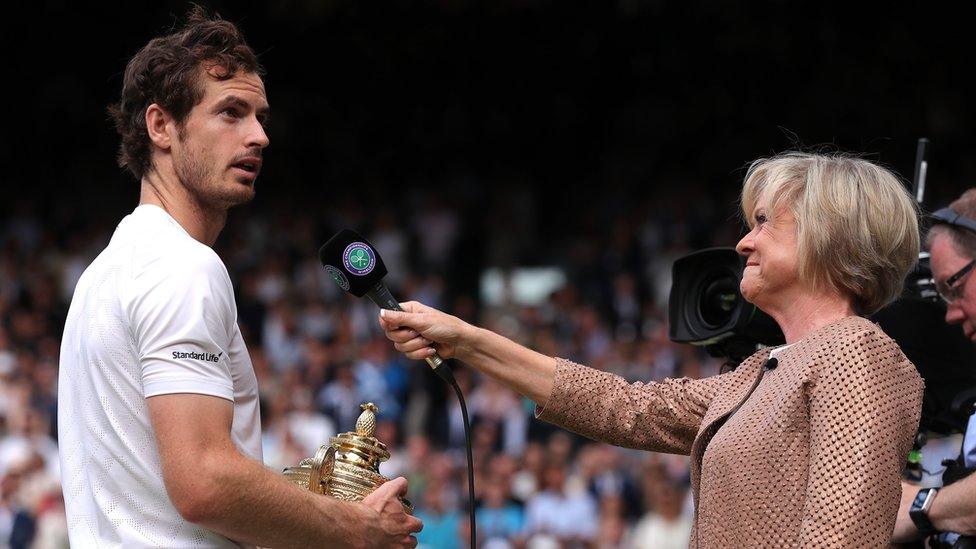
[798,328,924,547]
[379,302,556,404]
[379,301,723,454]
[537,357,722,453]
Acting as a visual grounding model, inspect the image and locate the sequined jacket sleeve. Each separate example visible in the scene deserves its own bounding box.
[535,357,728,455]
[797,327,923,547]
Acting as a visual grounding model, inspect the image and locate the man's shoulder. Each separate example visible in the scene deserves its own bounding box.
[133,236,226,281]
[121,209,229,284]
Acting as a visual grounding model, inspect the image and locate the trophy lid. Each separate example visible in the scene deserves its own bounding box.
[331,403,390,465]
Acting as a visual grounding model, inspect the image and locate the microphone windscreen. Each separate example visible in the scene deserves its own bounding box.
[318,229,389,297]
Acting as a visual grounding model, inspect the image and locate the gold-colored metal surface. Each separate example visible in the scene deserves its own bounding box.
[282,402,412,513]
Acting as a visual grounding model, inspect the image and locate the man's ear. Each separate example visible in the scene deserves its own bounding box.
[146,103,175,150]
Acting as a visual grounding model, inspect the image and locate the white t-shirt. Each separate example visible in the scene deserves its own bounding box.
[58,205,262,548]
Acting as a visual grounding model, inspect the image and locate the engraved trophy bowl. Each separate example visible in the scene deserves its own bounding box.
[283,402,412,513]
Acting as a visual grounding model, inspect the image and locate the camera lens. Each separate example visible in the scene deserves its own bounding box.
[699,275,739,328]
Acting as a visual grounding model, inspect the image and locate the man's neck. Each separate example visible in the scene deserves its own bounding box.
[139,170,226,247]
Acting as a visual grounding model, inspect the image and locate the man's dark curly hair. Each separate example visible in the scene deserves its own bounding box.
[108,5,264,180]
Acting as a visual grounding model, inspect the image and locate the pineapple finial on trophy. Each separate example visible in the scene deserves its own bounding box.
[356,402,379,438]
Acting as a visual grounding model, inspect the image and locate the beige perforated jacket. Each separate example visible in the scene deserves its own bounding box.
[537,316,923,548]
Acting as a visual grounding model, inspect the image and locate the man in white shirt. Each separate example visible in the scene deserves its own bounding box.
[57,7,421,548]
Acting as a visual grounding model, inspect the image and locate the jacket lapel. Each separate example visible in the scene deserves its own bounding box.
[688,349,772,502]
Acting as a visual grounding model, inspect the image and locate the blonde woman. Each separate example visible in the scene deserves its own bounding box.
[380,153,924,547]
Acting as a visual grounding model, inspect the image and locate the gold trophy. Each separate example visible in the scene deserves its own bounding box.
[283,402,412,512]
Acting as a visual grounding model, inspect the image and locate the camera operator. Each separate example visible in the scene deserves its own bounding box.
[893,189,976,547]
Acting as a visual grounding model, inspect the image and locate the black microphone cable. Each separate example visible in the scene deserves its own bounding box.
[375,307,476,549]
[377,308,476,549]
[444,359,476,549]
[318,232,477,548]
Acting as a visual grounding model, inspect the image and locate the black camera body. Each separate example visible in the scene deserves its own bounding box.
[667,247,783,364]
[668,246,976,435]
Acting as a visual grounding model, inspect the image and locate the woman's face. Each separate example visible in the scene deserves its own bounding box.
[735,203,801,310]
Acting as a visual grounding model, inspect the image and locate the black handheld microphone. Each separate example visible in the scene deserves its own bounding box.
[320,228,475,548]
[318,229,455,383]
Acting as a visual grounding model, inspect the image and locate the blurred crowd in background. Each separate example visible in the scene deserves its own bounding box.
[5,1,976,547]
[0,185,736,548]
[0,0,976,549]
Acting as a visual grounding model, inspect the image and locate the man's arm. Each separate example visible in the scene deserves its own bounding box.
[147,393,421,549]
[929,474,976,535]
[894,476,976,542]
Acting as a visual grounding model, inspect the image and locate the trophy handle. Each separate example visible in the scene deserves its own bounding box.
[307,445,334,495]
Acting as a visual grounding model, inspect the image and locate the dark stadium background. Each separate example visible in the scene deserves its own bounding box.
[2,2,976,547]
[6,2,975,223]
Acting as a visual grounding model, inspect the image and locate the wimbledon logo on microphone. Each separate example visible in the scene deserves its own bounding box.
[342,242,376,276]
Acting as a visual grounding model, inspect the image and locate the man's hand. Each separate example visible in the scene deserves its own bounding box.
[893,480,923,543]
[361,477,423,548]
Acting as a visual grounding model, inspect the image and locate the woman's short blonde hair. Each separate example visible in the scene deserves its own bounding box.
[740,152,920,314]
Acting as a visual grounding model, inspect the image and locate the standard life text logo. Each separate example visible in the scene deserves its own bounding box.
[172,350,223,363]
